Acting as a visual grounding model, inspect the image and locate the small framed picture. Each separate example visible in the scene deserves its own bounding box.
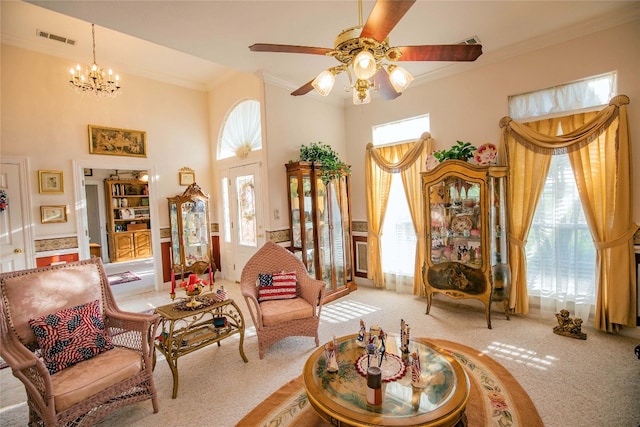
[179,169,195,186]
[38,170,64,194]
[83,168,93,176]
[41,205,67,223]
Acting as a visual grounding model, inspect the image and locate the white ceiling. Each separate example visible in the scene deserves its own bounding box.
[2,1,638,99]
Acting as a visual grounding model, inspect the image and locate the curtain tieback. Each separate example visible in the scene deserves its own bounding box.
[593,226,639,250]
[508,233,527,246]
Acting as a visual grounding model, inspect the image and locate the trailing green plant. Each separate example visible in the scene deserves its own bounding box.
[298,142,350,183]
[432,140,477,162]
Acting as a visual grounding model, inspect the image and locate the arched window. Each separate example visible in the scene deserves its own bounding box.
[217,99,262,160]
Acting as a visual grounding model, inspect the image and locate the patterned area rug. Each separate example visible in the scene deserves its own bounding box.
[107,271,141,286]
[236,339,543,427]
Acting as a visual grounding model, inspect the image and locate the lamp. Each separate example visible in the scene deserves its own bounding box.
[387,64,414,93]
[312,69,336,96]
[69,24,121,97]
[353,50,377,80]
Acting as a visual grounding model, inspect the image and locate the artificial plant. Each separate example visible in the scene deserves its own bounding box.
[298,142,350,183]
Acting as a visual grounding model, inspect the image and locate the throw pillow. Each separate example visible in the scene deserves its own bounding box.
[29,299,113,374]
[258,271,297,301]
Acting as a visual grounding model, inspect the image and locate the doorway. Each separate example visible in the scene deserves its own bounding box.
[221,163,265,282]
[73,161,162,290]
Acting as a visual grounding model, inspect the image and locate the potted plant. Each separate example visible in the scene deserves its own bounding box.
[297,142,350,183]
[432,140,477,162]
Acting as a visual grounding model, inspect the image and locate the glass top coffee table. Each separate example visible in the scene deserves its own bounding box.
[303,334,469,427]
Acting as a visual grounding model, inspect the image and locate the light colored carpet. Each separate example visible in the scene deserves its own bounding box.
[1,282,639,427]
[237,338,543,427]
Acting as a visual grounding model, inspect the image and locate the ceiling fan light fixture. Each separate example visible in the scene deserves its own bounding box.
[352,87,371,105]
[312,69,336,96]
[387,64,414,93]
[352,50,377,80]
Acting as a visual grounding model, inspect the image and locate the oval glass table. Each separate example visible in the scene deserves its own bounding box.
[303,334,469,427]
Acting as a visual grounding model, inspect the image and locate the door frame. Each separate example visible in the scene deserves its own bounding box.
[72,160,164,291]
[1,156,35,269]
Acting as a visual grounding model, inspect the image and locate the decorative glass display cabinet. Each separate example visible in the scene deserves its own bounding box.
[286,161,356,303]
[167,183,214,290]
[421,160,509,329]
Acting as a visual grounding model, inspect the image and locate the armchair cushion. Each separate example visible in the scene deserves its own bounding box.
[260,297,314,326]
[29,299,113,374]
[257,271,297,301]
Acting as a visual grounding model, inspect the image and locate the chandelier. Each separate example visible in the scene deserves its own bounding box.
[69,24,120,97]
[311,3,413,105]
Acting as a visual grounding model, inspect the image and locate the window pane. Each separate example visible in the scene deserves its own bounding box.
[236,175,257,247]
[381,175,416,276]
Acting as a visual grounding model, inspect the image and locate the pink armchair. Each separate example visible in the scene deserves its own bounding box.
[0,258,160,426]
[241,241,325,359]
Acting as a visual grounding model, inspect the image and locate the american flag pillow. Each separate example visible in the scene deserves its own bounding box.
[29,299,113,374]
[258,271,297,301]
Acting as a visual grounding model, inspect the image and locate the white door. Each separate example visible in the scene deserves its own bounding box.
[0,161,32,272]
[228,163,265,282]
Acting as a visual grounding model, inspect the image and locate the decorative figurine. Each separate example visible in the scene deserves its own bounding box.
[553,309,587,340]
[357,319,366,347]
[411,351,421,387]
[401,319,410,354]
[377,329,387,367]
[324,336,339,372]
[366,335,378,368]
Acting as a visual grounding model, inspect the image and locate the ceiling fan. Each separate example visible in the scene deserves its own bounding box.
[249,0,482,104]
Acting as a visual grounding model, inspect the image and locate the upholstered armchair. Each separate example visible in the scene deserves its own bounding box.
[0,258,160,426]
[241,241,326,359]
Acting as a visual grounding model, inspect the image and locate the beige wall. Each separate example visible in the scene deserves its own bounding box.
[2,18,638,264]
[344,20,640,224]
[1,44,211,238]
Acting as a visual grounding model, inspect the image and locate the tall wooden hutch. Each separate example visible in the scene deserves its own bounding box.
[286,161,356,302]
[421,160,509,329]
[104,179,152,262]
[167,183,214,282]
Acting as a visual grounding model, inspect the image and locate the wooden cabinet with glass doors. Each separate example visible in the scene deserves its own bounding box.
[421,160,509,329]
[167,183,215,294]
[286,161,356,303]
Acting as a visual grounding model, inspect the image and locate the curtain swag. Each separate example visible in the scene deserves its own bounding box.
[366,132,433,173]
[499,95,629,155]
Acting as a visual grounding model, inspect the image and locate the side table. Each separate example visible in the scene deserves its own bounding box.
[154,295,248,398]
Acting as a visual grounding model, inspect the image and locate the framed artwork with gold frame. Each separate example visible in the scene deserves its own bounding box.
[41,205,67,223]
[179,168,195,186]
[38,170,64,194]
[88,125,147,157]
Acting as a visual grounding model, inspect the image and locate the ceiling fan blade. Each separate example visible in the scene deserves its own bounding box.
[291,79,315,96]
[375,68,401,101]
[249,43,332,56]
[360,0,416,41]
[397,44,483,62]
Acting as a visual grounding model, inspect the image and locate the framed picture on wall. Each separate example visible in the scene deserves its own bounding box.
[41,205,67,223]
[179,167,195,186]
[88,125,147,157]
[38,170,64,194]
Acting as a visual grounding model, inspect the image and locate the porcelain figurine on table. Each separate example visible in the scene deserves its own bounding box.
[377,329,387,367]
[325,338,339,373]
[357,319,366,347]
[411,351,421,387]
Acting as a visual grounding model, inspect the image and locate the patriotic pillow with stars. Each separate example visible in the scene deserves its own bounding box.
[29,299,113,374]
[257,271,297,301]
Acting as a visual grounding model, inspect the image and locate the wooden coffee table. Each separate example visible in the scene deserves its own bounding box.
[303,334,469,427]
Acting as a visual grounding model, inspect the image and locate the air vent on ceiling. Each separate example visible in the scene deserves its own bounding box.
[36,29,76,46]
[460,35,481,45]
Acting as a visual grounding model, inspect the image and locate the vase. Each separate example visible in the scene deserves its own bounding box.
[185,288,203,308]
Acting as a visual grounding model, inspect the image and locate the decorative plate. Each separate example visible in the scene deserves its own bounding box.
[425,153,440,171]
[473,143,498,166]
[451,215,474,233]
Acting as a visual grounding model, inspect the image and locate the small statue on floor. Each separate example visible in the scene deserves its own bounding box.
[553,309,587,340]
